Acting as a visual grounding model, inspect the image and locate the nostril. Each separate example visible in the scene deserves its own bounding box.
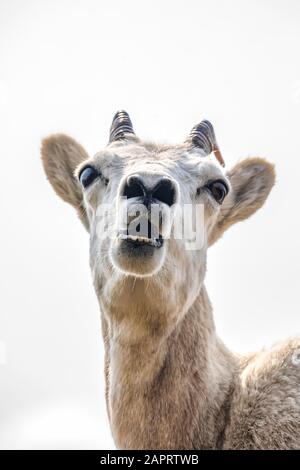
[152,179,176,207]
[122,175,177,206]
[123,176,145,199]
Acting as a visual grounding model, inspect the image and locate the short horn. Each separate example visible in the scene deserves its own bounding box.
[186,120,225,167]
[109,110,135,143]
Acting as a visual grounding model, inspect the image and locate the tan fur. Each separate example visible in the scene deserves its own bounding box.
[41,122,300,450]
[41,134,89,228]
[209,157,276,246]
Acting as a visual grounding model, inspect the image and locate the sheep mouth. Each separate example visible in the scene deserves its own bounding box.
[118,233,164,249]
[112,223,166,275]
[118,219,164,249]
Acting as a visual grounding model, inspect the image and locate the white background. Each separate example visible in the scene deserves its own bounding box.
[0,0,300,449]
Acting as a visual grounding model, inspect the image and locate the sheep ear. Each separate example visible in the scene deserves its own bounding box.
[209,157,276,246]
[41,134,89,229]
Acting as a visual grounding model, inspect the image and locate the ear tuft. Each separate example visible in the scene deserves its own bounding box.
[41,134,89,228]
[209,157,275,246]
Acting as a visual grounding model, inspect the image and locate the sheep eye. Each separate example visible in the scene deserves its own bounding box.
[79,166,99,188]
[206,180,228,204]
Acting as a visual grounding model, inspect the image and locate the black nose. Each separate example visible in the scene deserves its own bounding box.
[123,175,176,207]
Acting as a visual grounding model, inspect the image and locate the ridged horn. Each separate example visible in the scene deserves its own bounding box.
[109,110,135,143]
[186,120,225,167]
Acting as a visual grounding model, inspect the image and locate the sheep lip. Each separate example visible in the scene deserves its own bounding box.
[118,234,164,248]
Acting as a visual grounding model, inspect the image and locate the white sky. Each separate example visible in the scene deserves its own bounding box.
[0,0,300,449]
